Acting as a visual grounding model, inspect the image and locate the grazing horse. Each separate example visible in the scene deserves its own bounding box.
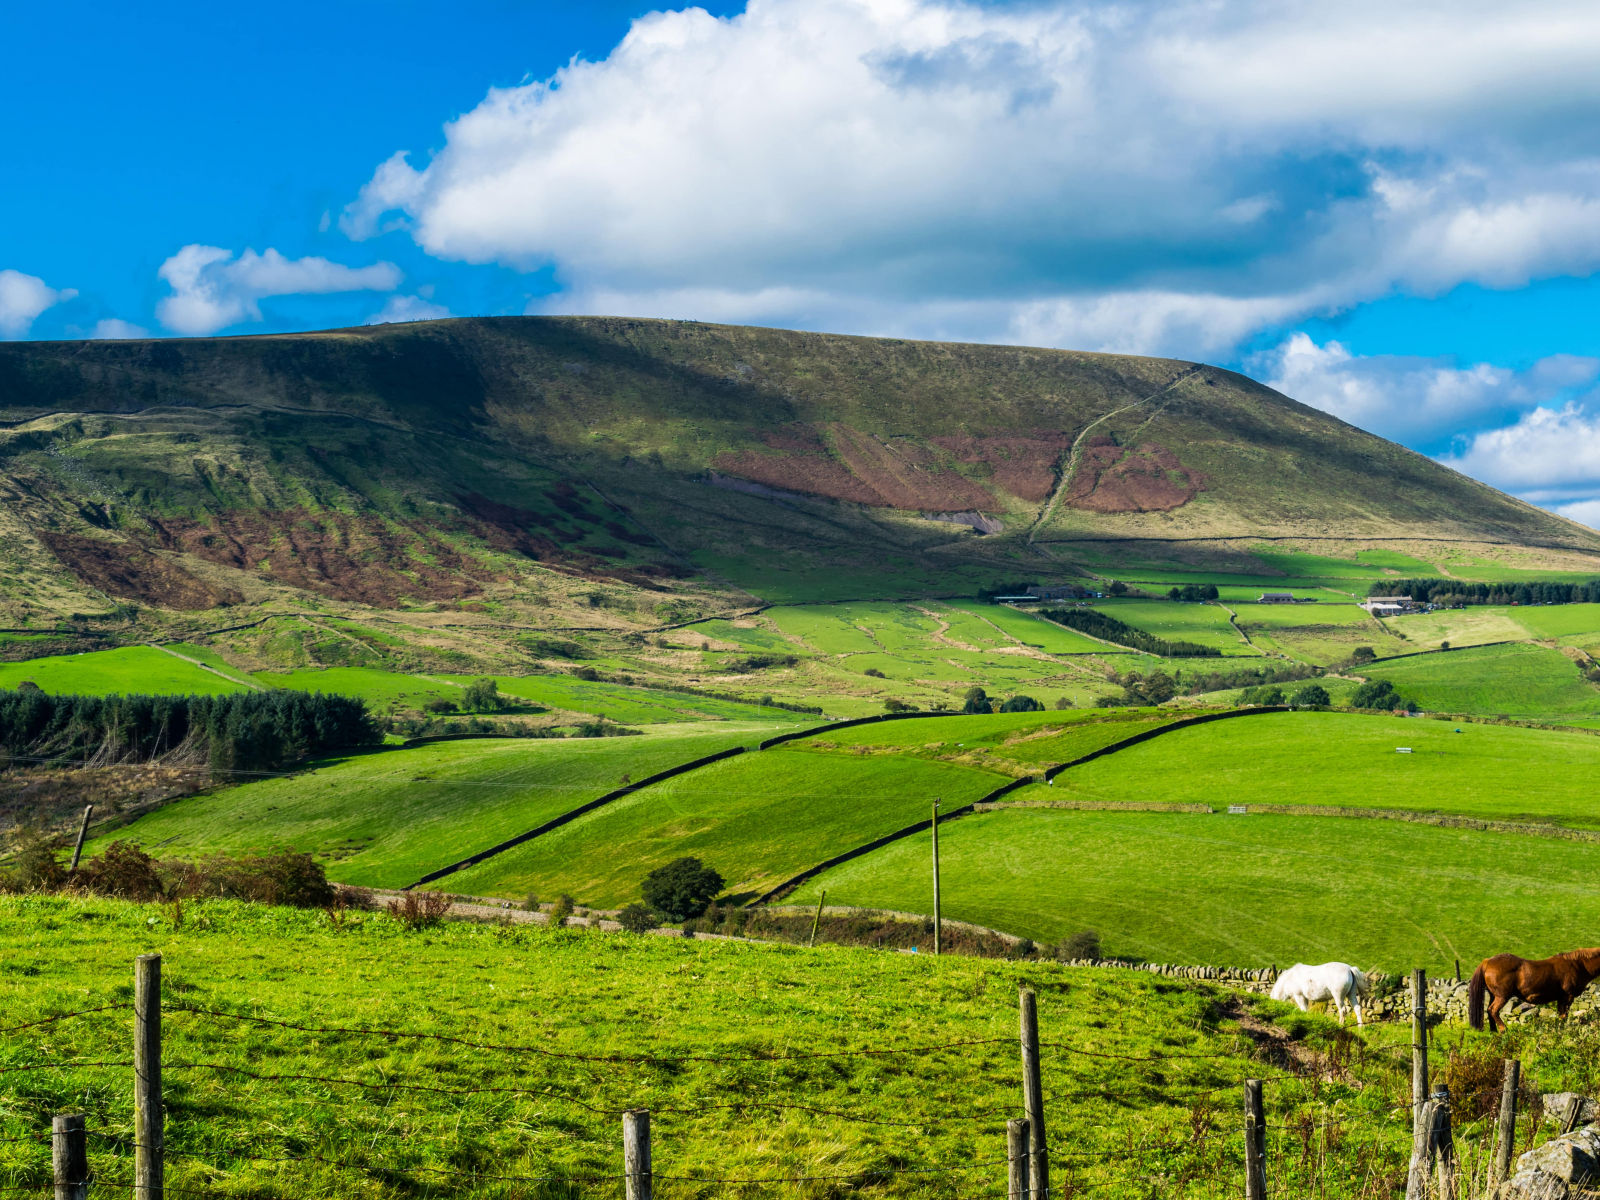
[1270,962,1373,1026]
[1468,949,1600,1032]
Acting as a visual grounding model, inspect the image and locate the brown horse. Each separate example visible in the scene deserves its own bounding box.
[1468,949,1600,1031]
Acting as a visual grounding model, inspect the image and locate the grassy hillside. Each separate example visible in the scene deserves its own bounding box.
[1361,643,1600,720]
[1044,711,1600,824]
[790,806,1600,968]
[12,892,1566,1200]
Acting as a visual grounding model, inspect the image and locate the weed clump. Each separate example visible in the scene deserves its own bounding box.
[617,902,659,933]
[387,890,451,929]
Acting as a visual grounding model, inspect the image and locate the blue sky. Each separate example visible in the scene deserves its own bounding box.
[6,0,1600,527]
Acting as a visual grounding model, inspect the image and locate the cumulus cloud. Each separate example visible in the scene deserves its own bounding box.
[364,294,451,325]
[155,245,402,336]
[1252,334,1600,444]
[1438,404,1600,499]
[89,318,149,340]
[344,0,1600,356]
[0,270,76,338]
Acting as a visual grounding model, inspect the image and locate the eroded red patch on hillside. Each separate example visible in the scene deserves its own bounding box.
[930,433,1071,502]
[39,531,243,610]
[1065,437,1207,513]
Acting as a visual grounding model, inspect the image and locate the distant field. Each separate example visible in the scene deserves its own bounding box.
[1231,602,1370,629]
[1093,599,1253,653]
[1363,643,1599,719]
[947,601,1112,654]
[791,807,1600,968]
[0,646,249,696]
[1508,603,1600,640]
[1038,711,1600,825]
[1389,607,1531,649]
[89,724,784,889]
[443,746,1008,905]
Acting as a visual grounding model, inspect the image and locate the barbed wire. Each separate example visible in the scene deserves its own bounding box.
[0,1005,128,1035]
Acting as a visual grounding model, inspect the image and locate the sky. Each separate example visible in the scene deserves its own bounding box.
[6,0,1600,528]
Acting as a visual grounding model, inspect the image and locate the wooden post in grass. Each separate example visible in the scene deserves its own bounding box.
[1019,989,1049,1199]
[1455,957,1461,983]
[1244,1079,1266,1200]
[931,799,942,957]
[809,889,826,948]
[1007,1118,1030,1199]
[623,1109,651,1200]
[52,1114,88,1200]
[134,953,162,1200]
[69,805,92,873]
[1496,1060,1522,1183]
[1406,1090,1443,1200]
[1412,969,1429,1123]
[1432,1088,1457,1200]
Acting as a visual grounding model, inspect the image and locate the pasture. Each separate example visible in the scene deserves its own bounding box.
[1093,599,1254,653]
[1038,711,1600,826]
[85,723,787,890]
[0,645,250,696]
[949,601,1114,654]
[441,745,1010,905]
[790,806,1600,968]
[1360,642,1600,719]
[1,892,1516,1200]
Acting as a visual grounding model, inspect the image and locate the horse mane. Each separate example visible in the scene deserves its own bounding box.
[1558,948,1600,966]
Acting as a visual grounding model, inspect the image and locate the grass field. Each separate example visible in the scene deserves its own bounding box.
[791,806,1600,968]
[1507,603,1600,640]
[442,746,1009,905]
[1037,711,1600,826]
[0,646,251,696]
[1362,642,1600,719]
[1094,600,1254,653]
[6,892,1555,1200]
[947,601,1112,654]
[85,724,789,889]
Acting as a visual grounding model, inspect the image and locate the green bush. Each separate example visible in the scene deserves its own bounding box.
[999,695,1043,713]
[961,686,992,715]
[1053,929,1102,960]
[462,678,505,711]
[617,902,660,933]
[547,894,574,928]
[423,698,458,714]
[884,698,919,713]
[1291,684,1331,707]
[1350,679,1414,710]
[1053,696,1074,710]
[641,857,725,922]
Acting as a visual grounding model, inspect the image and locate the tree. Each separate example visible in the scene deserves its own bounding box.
[641,857,725,921]
[1350,679,1402,709]
[1440,641,1451,651]
[1000,694,1043,713]
[1108,581,1128,596]
[462,678,504,711]
[617,902,660,933]
[1290,684,1331,707]
[1351,646,1376,662]
[962,686,992,715]
[1053,696,1074,710]
[884,698,919,713]
[423,697,457,714]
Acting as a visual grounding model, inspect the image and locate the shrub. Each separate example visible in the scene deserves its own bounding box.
[1000,694,1043,713]
[333,884,377,911]
[572,667,600,682]
[641,857,725,922]
[462,678,505,711]
[423,698,458,714]
[1351,646,1376,662]
[1053,696,1074,710]
[961,686,992,715]
[1290,684,1331,707]
[863,668,886,679]
[617,902,660,933]
[1238,685,1284,706]
[884,698,919,713]
[523,892,540,912]
[2,827,68,893]
[1093,694,1127,708]
[1350,679,1413,710]
[1014,938,1037,958]
[76,841,165,901]
[1053,929,1102,960]
[547,893,574,928]
[387,890,452,929]
[163,850,335,908]
[1108,581,1127,596]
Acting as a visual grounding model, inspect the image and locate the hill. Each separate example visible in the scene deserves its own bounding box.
[4,316,1597,635]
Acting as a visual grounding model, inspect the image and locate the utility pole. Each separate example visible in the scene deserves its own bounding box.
[931,798,942,956]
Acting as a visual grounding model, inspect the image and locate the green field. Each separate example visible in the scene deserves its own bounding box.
[1362,642,1600,719]
[0,645,251,696]
[946,601,1113,654]
[10,892,1555,1200]
[1093,599,1254,653]
[443,746,1009,905]
[1507,603,1600,640]
[791,806,1600,968]
[1038,711,1600,825]
[86,724,788,889]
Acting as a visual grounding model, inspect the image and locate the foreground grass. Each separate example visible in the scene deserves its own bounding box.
[85,724,788,889]
[3,894,1589,1200]
[1362,643,1600,720]
[1048,711,1600,825]
[792,807,1600,968]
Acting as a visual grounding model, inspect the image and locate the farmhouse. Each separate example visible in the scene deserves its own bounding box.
[1258,592,1296,603]
[1026,585,1085,600]
[1361,596,1417,616]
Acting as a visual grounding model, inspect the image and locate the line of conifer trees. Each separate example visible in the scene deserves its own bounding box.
[1037,607,1222,657]
[0,689,378,775]
[1373,578,1600,606]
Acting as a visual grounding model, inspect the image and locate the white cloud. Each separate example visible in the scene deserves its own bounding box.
[1552,499,1600,531]
[345,0,1600,356]
[1253,334,1600,443]
[155,245,402,336]
[0,270,76,338]
[1438,403,1600,497]
[363,294,451,325]
[89,318,149,340]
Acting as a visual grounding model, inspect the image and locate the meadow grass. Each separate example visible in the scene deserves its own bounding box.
[0,892,1529,1200]
[1363,642,1600,718]
[791,806,1600,968]
[1506,602,1600,639]
[84,724,787,889]
[1093,600,1253,653]
[1369,607,1528,650]
[442,747,1009,905]
[767,604,883,654]
[451,674,804,724]
[814,709,1144,748]
[1230,602,1370,629]
[1042,711,1600,825]
[0,646,249,697]
[944,601,1111,654]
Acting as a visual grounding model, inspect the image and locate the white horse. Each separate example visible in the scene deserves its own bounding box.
[1270,962,1373,1026]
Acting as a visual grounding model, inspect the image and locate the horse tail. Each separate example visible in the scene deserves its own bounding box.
[1468,963,1487,1031]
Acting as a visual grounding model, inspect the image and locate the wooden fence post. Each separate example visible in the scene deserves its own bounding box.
[623,1109,651,1200]
[69,805,93,873]
[1432,1088,1456,1200]
[1411,969,1428,1122]
[931,799,942,957]
[1019,989,1049,1199]
[1406,1091,1442,1200]
[1496,1060,1521,1183]
[52,1114,88,1200]
[809,889,826,948]
[134,953,162,1200]
[1007,1118,1030,1199]
[1244,1079,1266,1200]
